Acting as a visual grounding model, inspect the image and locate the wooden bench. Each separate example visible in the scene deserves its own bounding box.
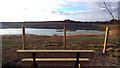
[17,50,95,68]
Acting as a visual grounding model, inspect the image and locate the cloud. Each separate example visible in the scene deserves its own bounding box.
[53,10,113,21]
[61,0,120,2]
[52,2,118,21]
[0,0,119,22]
[0,0,67,21]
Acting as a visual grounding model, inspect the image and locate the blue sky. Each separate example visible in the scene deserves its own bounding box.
[0,0,119,22]
[57,2,89,12]
[57,6,89,12]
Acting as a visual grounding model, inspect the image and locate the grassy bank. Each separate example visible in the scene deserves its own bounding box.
[2,33,120,66]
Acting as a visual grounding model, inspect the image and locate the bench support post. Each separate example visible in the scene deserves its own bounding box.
[32,52,37,68]
[76,52,80,68]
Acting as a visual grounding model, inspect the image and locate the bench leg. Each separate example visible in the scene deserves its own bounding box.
[75,52,80,68]
[32,52,37,68]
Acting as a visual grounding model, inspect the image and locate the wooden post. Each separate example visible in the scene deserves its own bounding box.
[79,64,81,68]
[103,27,109,54]
[22,25,25,50]
[64,26,66,50]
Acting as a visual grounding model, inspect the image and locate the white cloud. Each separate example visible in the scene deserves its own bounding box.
[53,2,118,21]
[0,0,119,22]
[0,0,66,22]
[53,10,114,21]
[62,0,120,2]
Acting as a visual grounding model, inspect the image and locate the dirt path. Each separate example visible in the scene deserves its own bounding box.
[90,52,119,67]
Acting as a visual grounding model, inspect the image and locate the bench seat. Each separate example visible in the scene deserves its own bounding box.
[22,58,90,67]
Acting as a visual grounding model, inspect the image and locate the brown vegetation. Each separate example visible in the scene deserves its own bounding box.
[2,33,120,67]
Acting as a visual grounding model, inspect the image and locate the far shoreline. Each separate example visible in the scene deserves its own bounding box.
[1,33,105,37]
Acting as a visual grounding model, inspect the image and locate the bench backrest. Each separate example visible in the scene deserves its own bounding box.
[17,50,95,59]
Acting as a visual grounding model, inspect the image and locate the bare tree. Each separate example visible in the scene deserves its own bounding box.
[103,0,115,20]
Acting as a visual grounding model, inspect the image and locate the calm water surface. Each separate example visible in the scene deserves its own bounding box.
[0,28,105,36]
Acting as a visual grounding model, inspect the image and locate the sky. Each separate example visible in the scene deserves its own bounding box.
[0,0,119,22]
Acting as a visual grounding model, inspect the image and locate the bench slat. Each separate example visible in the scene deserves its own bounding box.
[17,50,95,59]
[17,50,95,53]
[22,58,89,62]
[22,58,90,65]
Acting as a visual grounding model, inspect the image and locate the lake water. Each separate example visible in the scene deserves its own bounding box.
[0,28,105,36]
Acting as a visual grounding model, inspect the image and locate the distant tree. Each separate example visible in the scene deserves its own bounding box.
[64,19,75,23]
[102,0,116,21]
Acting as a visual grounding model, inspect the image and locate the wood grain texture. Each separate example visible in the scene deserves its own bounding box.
[17,50,95,59]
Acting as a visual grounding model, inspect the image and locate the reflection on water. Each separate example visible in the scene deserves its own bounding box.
[0,28,105,36]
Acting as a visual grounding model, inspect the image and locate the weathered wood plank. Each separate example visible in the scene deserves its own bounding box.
[22,58,90,65]
[22,25,25,50]
[22,58,89,62]
[17,50,95,53]
[17,50,95,59]
[103,27,109,54]
[63,26,66,50]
